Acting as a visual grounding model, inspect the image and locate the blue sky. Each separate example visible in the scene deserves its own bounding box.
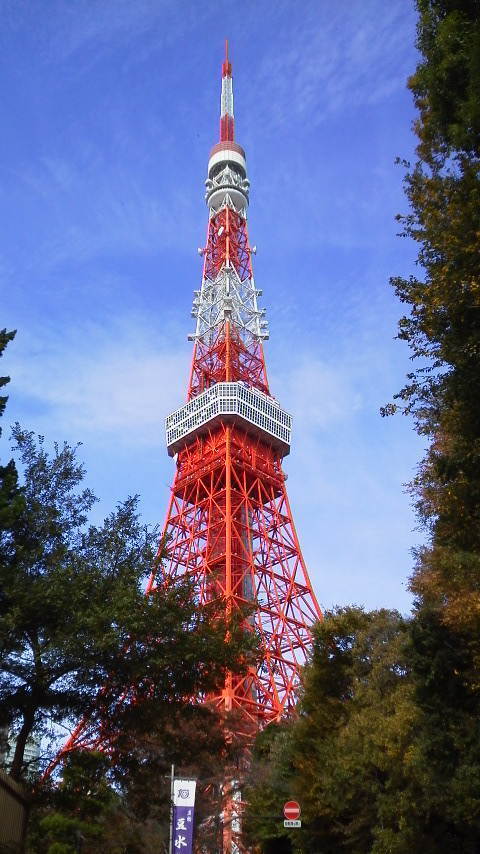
[0,0,423,614]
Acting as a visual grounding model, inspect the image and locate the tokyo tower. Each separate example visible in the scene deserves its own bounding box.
[148,43,322,726]
[46,47,321,846]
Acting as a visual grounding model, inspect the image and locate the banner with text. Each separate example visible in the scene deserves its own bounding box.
[173,779,196,853]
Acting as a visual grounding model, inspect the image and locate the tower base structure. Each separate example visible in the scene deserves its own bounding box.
[150,416,321,725]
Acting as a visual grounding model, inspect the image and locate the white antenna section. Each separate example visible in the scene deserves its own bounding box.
[221,74,234,118]
[191,264,268,341]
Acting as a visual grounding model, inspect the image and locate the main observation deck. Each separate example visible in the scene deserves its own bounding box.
[165,381,291,457]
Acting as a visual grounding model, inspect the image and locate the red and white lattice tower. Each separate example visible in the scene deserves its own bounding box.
[46,46,322,849]
[149,43,322,727]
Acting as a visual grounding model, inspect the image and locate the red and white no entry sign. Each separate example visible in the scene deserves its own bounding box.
[283,801,301,820]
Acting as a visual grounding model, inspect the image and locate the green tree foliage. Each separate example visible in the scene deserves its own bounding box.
[243,722,295,853]
[0,327,24,766]
[27,752,123,853]
[245,609,417,854]
[379,0,480,848]
[410,0,480,157]
[404,607,480,849]
[245,609,480,853]
[0,425,255,783]
[383,0,480,633]
[27,710,251,851]
[0,329,22,541]
[0,328,16,424]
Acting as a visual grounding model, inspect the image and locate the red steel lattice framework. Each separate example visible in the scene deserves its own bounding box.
[147,43,322,727]
[46,48,322,844]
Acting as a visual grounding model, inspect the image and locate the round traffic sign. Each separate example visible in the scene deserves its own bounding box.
[283,801,301,820]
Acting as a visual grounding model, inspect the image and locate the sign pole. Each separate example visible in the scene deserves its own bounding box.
[169,764,175,854]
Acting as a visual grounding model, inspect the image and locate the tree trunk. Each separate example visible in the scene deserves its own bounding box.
[10,708,35,781]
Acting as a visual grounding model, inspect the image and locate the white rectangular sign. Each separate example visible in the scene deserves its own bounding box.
[173,779,197,808]
[284,819,301,828]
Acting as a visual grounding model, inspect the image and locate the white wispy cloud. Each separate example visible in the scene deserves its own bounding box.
[6,319,360,448]
[10,149,199,273]
[266,343,421,612]
[272,357,362,432]
[243,1,415,135]
[39,0,200,65]
[2,313,421,612]
[4,316,190,446]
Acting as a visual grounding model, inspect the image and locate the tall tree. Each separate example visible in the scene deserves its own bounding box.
[0,425,254,782]
[0,327,23,765]
[381,0,480,848]
[27,751,126,854]
[0,328,16,424]
[0,329,16,417]
[383,0,480,633]
[0,328,22,540]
